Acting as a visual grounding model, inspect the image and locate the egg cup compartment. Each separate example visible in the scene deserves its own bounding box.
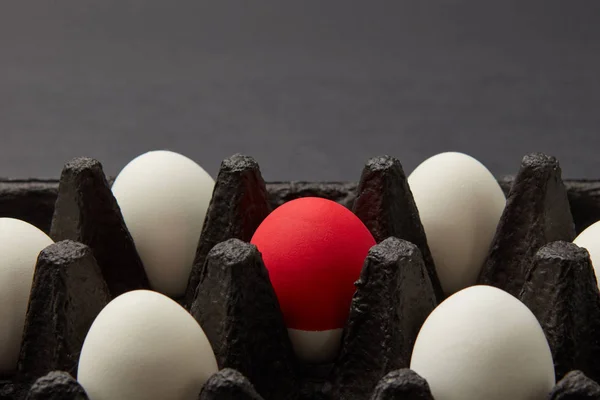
[1,153,600,399]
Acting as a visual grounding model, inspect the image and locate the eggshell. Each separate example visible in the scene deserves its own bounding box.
[0,218,53,374]
[410,285,555,400]
[407,152,506,295]
[250,197,376,363]
[77,290,218,400]
[287,328,343,363]
[573,220,600,286]
[111,150,215,297]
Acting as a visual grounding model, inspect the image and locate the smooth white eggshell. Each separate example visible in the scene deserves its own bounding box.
[407,152,506,295]
[111,150,215,297]
[573,220,600,287]
[410,285,555,400]
[0,218,53,374]
[287,328,342,364]
[77,290,218,400]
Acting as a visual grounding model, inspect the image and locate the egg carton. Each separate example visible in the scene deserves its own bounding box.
[1,153,600,400]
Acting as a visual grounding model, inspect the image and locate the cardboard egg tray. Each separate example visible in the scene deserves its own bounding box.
[1,153,600,400]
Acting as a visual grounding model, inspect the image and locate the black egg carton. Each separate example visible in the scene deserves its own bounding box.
[1,153,600,400]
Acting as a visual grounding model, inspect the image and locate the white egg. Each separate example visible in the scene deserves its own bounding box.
[111,150,215,297]
[573,220,600,286]
[407,152,506,295]
[0,218,53,375]
[77,290,218,400]
[410,285,555,400]
[287,328,343,364]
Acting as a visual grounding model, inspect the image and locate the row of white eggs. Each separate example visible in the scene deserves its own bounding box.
[0,150,599,400]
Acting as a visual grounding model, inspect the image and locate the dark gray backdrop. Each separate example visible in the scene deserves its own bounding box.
[1,1,599,181]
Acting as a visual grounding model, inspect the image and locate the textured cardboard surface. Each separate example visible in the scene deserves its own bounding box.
[369,370,433,400]
[352,156,443,302]
[520,242,600,383]
[331,239,436,400]
[25,372,87,400]
[549,371,600,400]
[190,239,299,400]
[479,153,576,296]
[49,158,150,297]
[185,154,272,306]
[199,369,264,400]
[18,241,110,380]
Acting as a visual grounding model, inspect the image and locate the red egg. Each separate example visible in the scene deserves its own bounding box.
[251,197,376,363]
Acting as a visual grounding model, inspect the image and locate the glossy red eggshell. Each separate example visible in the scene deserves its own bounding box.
[250,197,376,331]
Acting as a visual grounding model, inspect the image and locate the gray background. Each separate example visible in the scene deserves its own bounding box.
[0,1,599,181]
